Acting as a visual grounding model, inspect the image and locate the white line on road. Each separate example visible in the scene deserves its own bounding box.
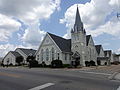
[79,71,112,76]
[28,83,55,90]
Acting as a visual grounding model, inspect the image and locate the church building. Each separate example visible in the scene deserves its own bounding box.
[35,6,98,66]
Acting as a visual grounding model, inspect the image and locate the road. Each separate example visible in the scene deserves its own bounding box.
[0,67,120,90]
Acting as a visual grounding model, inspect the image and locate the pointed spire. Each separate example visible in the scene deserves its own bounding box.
[75,5,82,26]
[73,5,84,33]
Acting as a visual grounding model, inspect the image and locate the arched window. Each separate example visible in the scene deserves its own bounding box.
[41,49,43,61]
[46,48,49,61]
[51,48,54,60]
[57,53,60,60]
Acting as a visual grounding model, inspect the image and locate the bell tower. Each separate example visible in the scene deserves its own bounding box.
[71,5,86,66]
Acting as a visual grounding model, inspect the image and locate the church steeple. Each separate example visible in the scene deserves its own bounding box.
[72,5,84,33]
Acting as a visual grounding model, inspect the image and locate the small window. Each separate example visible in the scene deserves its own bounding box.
[46,48,49,61]
[65,54,67,60]
[51,48,54,61]
[69,55,71,60]
[37,55,39,60]
[41,49,44,61]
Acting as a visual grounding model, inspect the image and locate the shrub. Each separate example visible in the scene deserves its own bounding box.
[29,60,38,67]
[112,61,119,65]
[71,60,80,68]
[9,63,13,66]
[85,61,90,67]
[16,56,23,66]
[90,60,96,66]
[26,56,35,62]
[51,60,63,68]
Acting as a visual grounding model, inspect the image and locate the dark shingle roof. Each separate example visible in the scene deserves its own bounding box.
[48,32,71,52]
[95,45,102,55]
[86,35,91,46]
[10,51,21,57]
[17,48,36,56]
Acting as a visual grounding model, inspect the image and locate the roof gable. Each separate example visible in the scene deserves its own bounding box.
[17,48,36,56]
[104,50,112,57]
[10,51,22,57]
[95,45,102,55]
[48,32,71,52]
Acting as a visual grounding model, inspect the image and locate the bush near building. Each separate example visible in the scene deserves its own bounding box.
[16,56,24,66]
[51,59,63,68]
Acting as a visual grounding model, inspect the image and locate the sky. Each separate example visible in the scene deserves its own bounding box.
[0,0,120,57]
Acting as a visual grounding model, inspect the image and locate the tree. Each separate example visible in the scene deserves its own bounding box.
[26,55,38,68]
[26,56,35,62]
[16,56,23,66]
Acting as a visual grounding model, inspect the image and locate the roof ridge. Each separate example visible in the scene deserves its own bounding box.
[17,48,36,51]
[47,32,68,40]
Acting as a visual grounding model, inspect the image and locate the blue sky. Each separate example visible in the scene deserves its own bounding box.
[0,0,120,57]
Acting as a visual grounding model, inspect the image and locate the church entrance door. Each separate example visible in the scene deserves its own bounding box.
[72,52,80,67]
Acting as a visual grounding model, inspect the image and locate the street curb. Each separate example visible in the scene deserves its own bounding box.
[108,72,120,80]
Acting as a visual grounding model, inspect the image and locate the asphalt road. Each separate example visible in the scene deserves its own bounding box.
[0,67,120,90]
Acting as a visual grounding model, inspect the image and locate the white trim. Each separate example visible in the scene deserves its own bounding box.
[9,52,16,59]
[15,48,28,57]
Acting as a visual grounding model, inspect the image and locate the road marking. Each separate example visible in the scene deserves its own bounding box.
[0,72,21,78]
[28,83,55,90]
[117,86,120,90]
[79,71,111,76]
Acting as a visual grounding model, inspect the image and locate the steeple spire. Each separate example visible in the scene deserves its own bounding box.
[75,5,82,26]
[72,5,84,33]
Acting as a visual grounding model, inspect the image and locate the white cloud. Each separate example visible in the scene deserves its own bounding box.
[0,0,61,24]
[60,0,120,38]
[0,0,61,57]
[115,48,120,54]
[0,44,26,57]
[87,19,120,37]
[22,23,46,48]
[0,14,21,41]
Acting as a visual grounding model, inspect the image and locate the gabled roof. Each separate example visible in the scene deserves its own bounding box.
[95,45,102,55]
[86,35,91,46]
[48,32,71,52]
[10,51,22,57]
[104,50,112,57]
[17,48,36,56]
